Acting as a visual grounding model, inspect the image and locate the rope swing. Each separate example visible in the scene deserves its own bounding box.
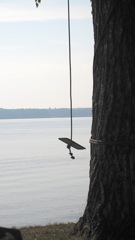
[59,0,85,159]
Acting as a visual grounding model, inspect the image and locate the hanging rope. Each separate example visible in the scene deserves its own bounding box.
[59,0,86,159]
[67,0,73,141]
[35,0,41,7]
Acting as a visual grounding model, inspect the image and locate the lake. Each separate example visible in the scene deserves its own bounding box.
[0,117,91,228]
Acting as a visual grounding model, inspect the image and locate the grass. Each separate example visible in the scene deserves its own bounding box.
[20,223,84,240]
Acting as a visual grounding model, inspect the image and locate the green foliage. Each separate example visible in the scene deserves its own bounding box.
[35,0,41,8]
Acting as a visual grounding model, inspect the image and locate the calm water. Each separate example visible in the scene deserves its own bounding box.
[0,117,91,228]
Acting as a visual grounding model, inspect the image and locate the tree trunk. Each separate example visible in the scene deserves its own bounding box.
[75,1,135,239]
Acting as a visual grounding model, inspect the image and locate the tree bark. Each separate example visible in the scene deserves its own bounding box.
[75,1,135,239]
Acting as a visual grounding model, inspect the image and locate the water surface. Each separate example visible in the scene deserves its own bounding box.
[0,117,91,227]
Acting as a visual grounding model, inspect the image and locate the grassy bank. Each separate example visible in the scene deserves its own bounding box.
[20,223,84,240]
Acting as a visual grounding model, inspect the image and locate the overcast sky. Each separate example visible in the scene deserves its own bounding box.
[0,0,94,109]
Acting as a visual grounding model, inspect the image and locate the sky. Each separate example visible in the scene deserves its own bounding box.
[0,0,94,109]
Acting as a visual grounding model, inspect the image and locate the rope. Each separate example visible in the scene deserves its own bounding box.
[90,138,135,145]
[67,0,73,141]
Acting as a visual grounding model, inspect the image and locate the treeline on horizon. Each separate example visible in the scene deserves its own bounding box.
[0,108,92,119]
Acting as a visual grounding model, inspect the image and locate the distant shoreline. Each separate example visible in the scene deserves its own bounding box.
[0,108,92,119]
